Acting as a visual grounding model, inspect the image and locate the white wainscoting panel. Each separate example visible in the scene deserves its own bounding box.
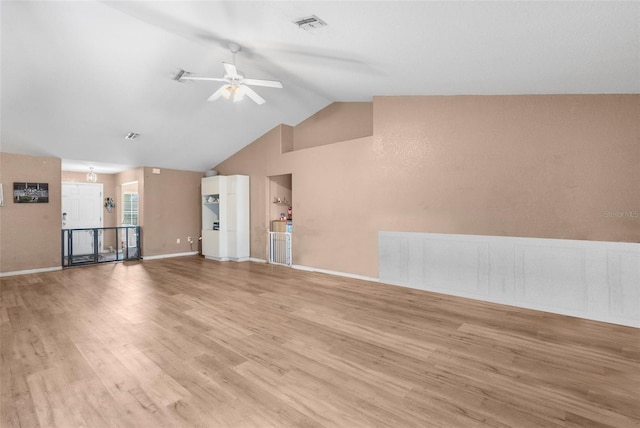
[424,239,490,296]
[516,245,587,312]
[379,232,640,327]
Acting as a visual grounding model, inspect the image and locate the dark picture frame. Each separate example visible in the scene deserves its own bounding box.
[14,182,49,203]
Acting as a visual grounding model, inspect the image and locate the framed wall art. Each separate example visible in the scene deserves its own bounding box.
[13,182,49,203]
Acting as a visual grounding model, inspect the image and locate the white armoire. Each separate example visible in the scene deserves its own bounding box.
[201,175,249,261]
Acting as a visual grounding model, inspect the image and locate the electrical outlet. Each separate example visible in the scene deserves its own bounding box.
[176,238,180,244]
[187,236,193,244]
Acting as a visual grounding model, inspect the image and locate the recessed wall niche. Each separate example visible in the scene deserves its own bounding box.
[269,174,292,225]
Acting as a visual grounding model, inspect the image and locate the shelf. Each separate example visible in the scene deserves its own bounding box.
[272,197,289,205]
[203,193,220,205]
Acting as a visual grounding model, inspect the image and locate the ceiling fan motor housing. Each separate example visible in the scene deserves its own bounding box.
[228,42,241,54]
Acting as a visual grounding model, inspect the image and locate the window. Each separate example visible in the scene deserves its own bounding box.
[122,192,139,226]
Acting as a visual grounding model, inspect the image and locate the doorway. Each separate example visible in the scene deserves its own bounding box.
[61,182,103,255]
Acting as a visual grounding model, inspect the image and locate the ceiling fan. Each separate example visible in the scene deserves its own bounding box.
[174,42,283,105]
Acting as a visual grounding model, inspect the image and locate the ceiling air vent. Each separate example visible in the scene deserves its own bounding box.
[125,132,139,140]
[292,15,327,30]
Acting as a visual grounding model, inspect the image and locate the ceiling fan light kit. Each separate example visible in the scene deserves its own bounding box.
[176,42,282,105]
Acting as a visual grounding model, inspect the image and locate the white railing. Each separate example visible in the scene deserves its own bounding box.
[268,232,292,266]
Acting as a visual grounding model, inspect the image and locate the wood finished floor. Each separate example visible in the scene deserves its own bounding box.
[1,256,639,428]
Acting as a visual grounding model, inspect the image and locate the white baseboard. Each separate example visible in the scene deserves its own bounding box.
[0,266,62,278]
[142,251,199,261]
[249,257,267,263]
[203,255,251,262]
[379,231,640,328]
[292,264,379,283]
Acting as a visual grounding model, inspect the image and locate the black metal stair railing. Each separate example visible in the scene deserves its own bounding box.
[61,226,141,267]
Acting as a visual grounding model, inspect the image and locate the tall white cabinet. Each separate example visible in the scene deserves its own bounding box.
[201,175,250,261]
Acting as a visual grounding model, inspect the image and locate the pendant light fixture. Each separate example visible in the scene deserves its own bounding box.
[86,167,97,183]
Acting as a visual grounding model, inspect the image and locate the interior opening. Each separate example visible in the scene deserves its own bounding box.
[268,173,293,265]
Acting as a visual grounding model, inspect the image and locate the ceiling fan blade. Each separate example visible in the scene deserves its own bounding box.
[242,78,283,88]
[207,84,230,102]
[223,62,239,78]
[180,76,229,82]
[241,85,265,105]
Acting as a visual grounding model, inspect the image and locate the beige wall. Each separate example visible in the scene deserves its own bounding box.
[0,153,62,273]
[140,167,202,257]
[215,95,640,278]
[372,95,639,242]
[293,102,373,151]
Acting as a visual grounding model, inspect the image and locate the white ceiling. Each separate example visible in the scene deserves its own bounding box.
[2,1,638,174]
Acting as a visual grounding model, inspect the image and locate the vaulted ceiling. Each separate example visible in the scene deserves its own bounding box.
[2,1,638,174]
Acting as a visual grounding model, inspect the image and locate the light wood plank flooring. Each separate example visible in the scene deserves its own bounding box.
[1,256,639,427]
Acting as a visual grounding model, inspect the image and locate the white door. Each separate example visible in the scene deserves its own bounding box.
[62,183,103,255]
